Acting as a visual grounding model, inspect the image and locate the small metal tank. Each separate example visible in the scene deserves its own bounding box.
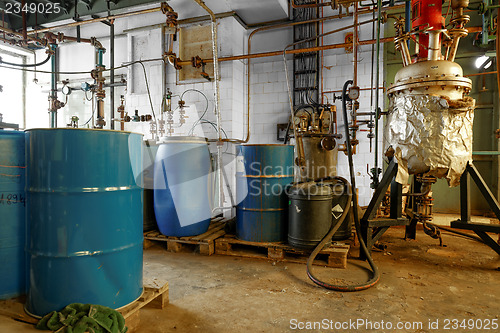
[0,130,26,300]
[298,134,338,182]
[25,129,143,317]
[236,144,294,242]
[287,182,334,249]
[154,136,212,237]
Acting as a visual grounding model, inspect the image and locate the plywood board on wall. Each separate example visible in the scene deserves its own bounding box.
[178,24,214,82]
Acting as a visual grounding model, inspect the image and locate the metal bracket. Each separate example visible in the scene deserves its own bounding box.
[450,162,500,255]
[361,159,409,258]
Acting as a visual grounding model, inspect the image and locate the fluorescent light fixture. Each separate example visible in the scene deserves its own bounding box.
[475,55,492,69]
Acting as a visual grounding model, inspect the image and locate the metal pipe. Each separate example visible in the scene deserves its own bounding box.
[193,0,225,213]
[353,2,359,87]
[373,0,383,188]
[405,0,411,48]
[465,71,497,77]
[27,5,164,35]
[110,23,115,130]
[178,35,393,66]
[49,43,57,128]
[427,30,443,61]
[290,0,370,8]
[0,25,44,45]
[235,9,375,144]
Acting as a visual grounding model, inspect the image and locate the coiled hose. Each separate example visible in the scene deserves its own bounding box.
[306,80,380,291]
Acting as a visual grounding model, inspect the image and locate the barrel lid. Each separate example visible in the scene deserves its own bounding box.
[158,136,208,144]
[288,182,333,197]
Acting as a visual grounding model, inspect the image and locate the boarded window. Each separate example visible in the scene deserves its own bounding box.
[178,24,214,82]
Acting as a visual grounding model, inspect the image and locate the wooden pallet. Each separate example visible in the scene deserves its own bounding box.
[144,217,228,255]
[118,277,169,333]
[215,235,349,268]
[0,278,169,333]
[0,296,38,325]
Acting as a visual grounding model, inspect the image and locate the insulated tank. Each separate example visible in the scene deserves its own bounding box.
[236,144,294,242]
[154,136,212,237]
[0,130,26,300]
[25,129,143,317]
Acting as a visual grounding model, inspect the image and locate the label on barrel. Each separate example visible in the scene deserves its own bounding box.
[332,204,343,219]
[0,192,26,206]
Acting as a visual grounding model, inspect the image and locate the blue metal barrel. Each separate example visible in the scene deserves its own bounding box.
[154,136,212,237]
[236,144,294,242]
[0,130,26,300]
[25,129,143,317]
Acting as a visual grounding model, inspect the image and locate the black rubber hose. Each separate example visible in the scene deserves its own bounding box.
[306,80,380,291]
[0,53,51,67]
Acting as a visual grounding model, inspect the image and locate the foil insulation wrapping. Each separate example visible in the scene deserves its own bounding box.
[384,94,475,187]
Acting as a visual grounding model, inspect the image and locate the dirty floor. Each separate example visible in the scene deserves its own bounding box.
[1,225,499,333]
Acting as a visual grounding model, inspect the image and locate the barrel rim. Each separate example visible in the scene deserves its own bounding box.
[0,129,25,135]
[157,135,208,144]
[24,128,144,136]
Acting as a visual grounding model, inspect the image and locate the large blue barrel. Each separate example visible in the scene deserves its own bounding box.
[154,136,211,237]
[236,144,294,242]
[25,129,143,317]
[0,130,26,300]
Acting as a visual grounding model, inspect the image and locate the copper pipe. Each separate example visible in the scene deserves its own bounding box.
[353,2,358,87]
[226,8,372,143]
[465,71,497,77]
[0,25,44,45]
[27,5,164,35]
[179,37,395,66]
[61,35,93,44]
[323,86,386,93]
[290,0,371,8]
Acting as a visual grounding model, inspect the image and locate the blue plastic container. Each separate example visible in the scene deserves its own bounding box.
[236,144,294,242]
[25,129,143,317]
[154,136,211,237]
[0,130,26,300]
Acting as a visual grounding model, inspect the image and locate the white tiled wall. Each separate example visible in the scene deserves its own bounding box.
[246,12,385,206]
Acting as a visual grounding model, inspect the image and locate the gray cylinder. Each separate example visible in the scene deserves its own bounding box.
[287,182,333,249]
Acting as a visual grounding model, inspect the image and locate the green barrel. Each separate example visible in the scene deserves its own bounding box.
[287,182,334,249]
[236,144,294,242]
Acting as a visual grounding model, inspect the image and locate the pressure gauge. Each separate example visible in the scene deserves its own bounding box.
[348,86,360,100]
[62,85,72,96]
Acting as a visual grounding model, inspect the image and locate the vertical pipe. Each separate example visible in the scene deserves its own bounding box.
[353,2,358,87]
[193,0,223,211]
[405,0,411,49]
[22,55,26,129]
[373,0,382,186]
[50,43,58,128]
[110,23,115,130]
[427,30,441,61]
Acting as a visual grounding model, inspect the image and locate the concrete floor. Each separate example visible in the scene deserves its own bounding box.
[1,226,499,333]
